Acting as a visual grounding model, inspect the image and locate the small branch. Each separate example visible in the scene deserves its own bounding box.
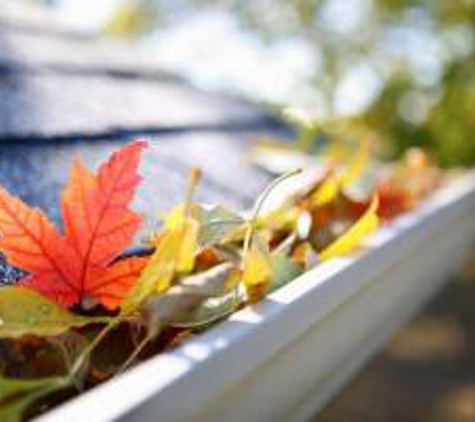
[116,334,152,376]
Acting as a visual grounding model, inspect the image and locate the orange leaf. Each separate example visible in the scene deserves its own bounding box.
[61,142,145,281]
[88,257,149,310]
[0,187,79,306]
[0,140,147,309]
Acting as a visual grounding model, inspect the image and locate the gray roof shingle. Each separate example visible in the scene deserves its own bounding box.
[0,1,290,283]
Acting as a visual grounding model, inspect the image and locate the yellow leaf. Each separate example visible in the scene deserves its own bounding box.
[311,175,340,206]
[121,218,199,314]
[122,233,177,314]
[319,195,379,261]
[311,140,370,206]
[176,218,199,273]
[164,204,186,230]
[164,203,200,231]
[225,269,242,291]
[242,246,273,302]
[122,169,202,314]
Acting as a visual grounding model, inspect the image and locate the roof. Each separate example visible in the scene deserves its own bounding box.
[0,1,289,282]
[0,3,279,140]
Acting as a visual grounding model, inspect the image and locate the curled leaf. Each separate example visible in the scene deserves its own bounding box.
[194,205,245,246]
[122,219,199,315]
[170,293,238,330]
[140,262,236,337]
[319,195,380,261]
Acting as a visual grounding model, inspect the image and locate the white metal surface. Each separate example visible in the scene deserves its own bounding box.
[39,172,475,422]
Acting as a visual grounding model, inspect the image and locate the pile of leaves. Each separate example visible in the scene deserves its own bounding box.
[0,139,443,421]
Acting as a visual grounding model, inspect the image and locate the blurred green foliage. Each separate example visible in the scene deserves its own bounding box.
[105,0,475,166]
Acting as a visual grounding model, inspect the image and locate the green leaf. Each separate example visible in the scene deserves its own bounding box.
[0,287,110,339]
[0,375,69,422]
[194,205,245,246]
[269,253,304,293]
[170,292,240,330]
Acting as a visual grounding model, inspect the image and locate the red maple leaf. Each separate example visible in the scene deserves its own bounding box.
[0,141,148,309]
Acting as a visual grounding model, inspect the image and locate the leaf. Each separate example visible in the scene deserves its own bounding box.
[0,287,109,338]
[170,293,239,329]
[163,202,201,273]
[140,263,236,337]
[175,219,200,273]
[0,141,147,309]
[242,243,273,303]
[122,233,176,314]
[291,242,316,268]
[319,195,380,261]
[376,179,412,220]
[268,253,304,293]
[0,375,68,422]
[122,219,199,314]
[0,187,79,307]
[311,175,340,206]
[194,205,245,246]
[163,203,188,231]
[60,141,146,302]
[311,140,370,207]
[122,170,203,315]
[87,257,148,310]
[194,247,223,272]
[242,248,272,290]
[223,204,298,245]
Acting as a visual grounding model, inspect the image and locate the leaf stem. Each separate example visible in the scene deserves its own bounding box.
[243,169,303,254]
[69,317,122,381]
[116,334,151,376]
[184,169,202,218]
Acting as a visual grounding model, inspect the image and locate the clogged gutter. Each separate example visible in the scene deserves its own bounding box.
[0,136,445,421]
